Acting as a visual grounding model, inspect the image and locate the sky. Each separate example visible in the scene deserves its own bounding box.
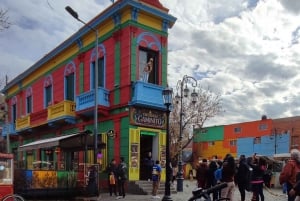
[1,0,300,127]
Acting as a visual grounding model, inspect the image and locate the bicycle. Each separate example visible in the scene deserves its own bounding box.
[2,194,25,201]
[188,182,230,201]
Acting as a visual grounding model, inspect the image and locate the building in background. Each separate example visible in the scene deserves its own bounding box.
[193,115,300,160]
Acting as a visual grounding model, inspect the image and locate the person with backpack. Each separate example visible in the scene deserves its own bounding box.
[116,157,127,199]
[280,149,300,201]
[235,155,251,201]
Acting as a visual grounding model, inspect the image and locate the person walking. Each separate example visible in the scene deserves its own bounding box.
[151,160,162,199]
[143,151,154,181]
[236,155,250,201]
[280,149,300,201]
[249,155,266,201]
[116,157,127,199]
[86,165,99,198]
[207,160,218,200]
[220,154,236,201]
[106,159,117,197]
[196,159,209,188]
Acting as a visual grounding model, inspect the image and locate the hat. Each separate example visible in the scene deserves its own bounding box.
[202,159,207,163]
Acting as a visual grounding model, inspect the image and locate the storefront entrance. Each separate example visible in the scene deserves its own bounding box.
[140,134,153,180]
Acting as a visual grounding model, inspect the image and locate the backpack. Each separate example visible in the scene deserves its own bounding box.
[214,168,222,181]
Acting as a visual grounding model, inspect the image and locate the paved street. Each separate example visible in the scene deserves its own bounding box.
[85,180,287,201]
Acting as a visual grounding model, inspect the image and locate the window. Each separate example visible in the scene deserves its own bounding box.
[45,85,52,107]
[91,57,104,89]
[234,127,241,133]
[253,137,261,144]
[230,140,237,146]
[26,87,33,114]
[259,124,268,130]
[65,73,75,101]
[139,48,158,84]
[208,141,215,146]
[44,75,53,108]
[26,95,32,114]
[11,103,17,124]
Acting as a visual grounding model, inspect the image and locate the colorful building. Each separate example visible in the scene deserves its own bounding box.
[1,0,176,187]
[193,116,300,160]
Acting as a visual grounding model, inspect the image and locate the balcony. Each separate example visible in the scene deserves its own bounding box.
[76,87,110,115]
[15,115,31,131]
[30,109,48,128]
[129,81,165,110]
[47,100,76,124]
[1,123,16,137]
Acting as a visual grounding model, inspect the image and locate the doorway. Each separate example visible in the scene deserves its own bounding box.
[140,134,153,180]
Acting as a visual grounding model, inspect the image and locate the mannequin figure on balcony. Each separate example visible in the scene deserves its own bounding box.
[141,58,153,82]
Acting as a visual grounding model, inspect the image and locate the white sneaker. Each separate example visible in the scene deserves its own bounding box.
[116,196,122,199]
[155,195,160,199]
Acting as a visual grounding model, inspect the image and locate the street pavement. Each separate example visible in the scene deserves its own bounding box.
[89,180,287,201]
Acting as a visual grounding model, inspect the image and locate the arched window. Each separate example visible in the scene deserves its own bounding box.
[26,87,33,114]
[44,75,53,108]
[64,62,76,101]
[137,32,161,84]
[90,44,106,90]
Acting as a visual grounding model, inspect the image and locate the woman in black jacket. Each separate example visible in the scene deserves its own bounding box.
[236,155,249,201]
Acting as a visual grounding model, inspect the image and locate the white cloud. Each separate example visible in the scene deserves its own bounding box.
[1,0,300,126]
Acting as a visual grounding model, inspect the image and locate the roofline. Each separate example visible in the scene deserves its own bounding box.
[2,0,176,93]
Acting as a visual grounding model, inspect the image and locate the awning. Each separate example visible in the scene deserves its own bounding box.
[18,130,106,152]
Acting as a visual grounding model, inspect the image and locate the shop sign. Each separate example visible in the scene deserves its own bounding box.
[130,107,166,129]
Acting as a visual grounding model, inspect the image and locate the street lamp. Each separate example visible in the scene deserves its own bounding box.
[65,6,99,164]
[175,75,198,192]
[162,85,173,201]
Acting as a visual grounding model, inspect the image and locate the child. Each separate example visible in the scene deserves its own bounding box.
[109,171,117,196]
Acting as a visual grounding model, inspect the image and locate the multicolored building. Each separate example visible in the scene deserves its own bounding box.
[193,115,300,160]
[1,0,176,187]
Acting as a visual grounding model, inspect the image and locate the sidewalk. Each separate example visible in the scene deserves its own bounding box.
[91,180,287,201]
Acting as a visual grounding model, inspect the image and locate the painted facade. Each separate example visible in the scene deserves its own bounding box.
[1,0,176,185]
[193,116,300,160]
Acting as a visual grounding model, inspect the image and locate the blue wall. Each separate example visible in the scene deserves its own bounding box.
[237,134,290,157]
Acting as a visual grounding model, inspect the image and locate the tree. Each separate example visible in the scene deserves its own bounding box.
[0,8,11,31]
[169,84,223,164]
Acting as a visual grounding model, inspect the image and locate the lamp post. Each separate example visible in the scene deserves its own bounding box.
[65,6,99,164]
[175,75,198,192]
[162,85,173,201]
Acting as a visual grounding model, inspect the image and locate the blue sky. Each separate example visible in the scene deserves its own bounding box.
[1,0,300,126]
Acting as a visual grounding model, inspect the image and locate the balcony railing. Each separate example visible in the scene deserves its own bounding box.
[76,87,109,112]
[129,81,165,109]
[47,100,76,123]
[1,123,16,137]
[30,109,48,128]
[15,115,30,131]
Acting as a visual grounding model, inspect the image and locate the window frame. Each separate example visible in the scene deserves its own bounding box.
[138,48,158,84]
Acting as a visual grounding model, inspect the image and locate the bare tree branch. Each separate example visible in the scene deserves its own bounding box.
[0,8,11,31]
[169,84,223,163]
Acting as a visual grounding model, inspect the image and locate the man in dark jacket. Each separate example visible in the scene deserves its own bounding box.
[116,157,127,199]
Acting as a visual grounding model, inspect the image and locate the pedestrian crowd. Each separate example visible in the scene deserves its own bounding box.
[195,153,271,201]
